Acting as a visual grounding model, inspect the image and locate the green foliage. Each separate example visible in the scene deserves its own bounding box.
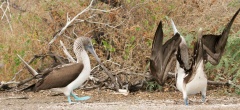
[13,50,25,66]
[102,40,116,52]
[0,44,3,51]
[168,4,175,11]
[227,0,240,7]
[184,33,195,48]
[124,36,136,60]
[146,39,152,47]
[235,89,240,95]
[146,81,162,92]
[135,27,140,31]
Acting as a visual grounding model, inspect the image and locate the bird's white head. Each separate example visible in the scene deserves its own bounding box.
[73,37,101,63]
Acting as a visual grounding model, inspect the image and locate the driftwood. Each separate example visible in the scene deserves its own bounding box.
[0,96,28,100]
[100,64,120,90]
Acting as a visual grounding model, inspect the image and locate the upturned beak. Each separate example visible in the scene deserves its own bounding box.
[86,45,101,64]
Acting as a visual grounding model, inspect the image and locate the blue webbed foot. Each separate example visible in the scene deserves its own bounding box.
[71,92,90,101]
[67,96,75,104]
[74,96,90,101]
[202,95,206,103]
[68,96,78,104]
[184,98,188,105]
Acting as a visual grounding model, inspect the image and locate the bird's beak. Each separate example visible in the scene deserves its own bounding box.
[86,45,101,64]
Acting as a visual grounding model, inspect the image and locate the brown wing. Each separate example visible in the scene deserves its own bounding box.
[202,8,240,65]
[150,21,164,80]
[161,33,181,82]
[150,21,181,84]
[33,63,84,91]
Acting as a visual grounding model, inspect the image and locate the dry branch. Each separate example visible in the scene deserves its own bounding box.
[99,63,120,90]
[17,75,40,87]
[0,0,12,32]
[17,54,39,76]
[60,40,76,63]
[48,0,95,45]
[228,80,240,89]
[48,0,121,45]
[11,56,36,81]
[207,80,229,85]
[0,96,28,100]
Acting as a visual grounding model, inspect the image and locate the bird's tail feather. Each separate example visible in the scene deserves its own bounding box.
[170,19,178,34]
[17,54,39,76]
[50,87,68,95]
[19,83,35,91]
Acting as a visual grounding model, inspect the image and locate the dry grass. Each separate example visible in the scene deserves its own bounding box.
[0,0,240,93]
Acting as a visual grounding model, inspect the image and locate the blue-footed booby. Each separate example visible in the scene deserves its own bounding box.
[150,21,182,85]
[171,8,239,105]
[18,37,101,104]
[175,27,207,105]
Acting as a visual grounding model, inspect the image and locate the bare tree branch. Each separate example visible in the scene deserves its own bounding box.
[0,0,13,32]
[48,0,95,45]
[60,40,76,63]
[48,0,122,45]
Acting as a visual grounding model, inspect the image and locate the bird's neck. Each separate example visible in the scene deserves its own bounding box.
[75,50,91,70]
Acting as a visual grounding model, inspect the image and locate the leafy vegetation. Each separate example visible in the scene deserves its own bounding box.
[146,81,163,92]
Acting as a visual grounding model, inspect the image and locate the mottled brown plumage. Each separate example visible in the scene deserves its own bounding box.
[33,63,84,91]
[150,21,181,85]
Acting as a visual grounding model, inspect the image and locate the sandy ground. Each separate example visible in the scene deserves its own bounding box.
[1,89,240,110]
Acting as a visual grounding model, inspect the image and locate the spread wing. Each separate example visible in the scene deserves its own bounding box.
[150,21,164,79]
[161,33,181,82]
[33,63,84,91]
[150,21,181,84]
[202,8,240,65]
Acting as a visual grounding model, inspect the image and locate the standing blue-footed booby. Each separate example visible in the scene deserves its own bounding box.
[17,37,101,104]
[176,28,207,105]
[171,8,239,105]
[150,21,181,85]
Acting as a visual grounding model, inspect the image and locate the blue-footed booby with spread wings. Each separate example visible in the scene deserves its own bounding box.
[18,37,101,104]
[172,8,240,105]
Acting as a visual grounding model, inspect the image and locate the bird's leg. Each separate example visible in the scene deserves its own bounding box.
[201,88,207,103]
[70,92,90,101]
[202,95,206,103]
[67,96,76,104]
[183,91,188,105]
[184,97,188,105]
